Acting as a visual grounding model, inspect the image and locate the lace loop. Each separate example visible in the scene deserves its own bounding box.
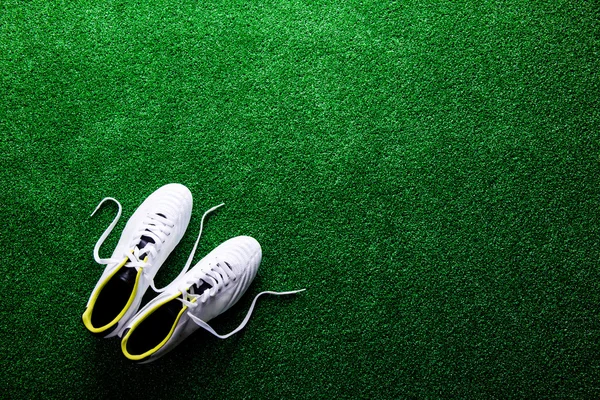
[90,197,176,268]
[187,289,306,339]
[90,197,123,265]
[148,203,225,293]
[91,195,224,293]
[175,259,234,305]
[137,214,172,245]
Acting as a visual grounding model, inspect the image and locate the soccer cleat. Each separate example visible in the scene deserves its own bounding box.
[120,235,305,363]
[82,183,193,338]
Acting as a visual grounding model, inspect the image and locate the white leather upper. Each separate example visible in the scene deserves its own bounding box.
[127,236,262,362]
[86,183,193,337]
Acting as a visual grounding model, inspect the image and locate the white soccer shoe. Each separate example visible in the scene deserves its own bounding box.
[120,235,305,363]
[82,183,193,338]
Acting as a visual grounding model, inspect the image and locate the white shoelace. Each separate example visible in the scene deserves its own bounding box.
[90,197,223,292]
[185,289,306,339]
[178,261,236,305]
[175,261,305,340]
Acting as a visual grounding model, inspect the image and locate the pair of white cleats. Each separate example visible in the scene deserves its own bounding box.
[82,183,304,363]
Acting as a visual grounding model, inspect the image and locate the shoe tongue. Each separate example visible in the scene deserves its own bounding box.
[116,264,138,284]
[135,235,154,260]
[137,236,154,251]
[190,280,212,296]
[135,213,167,258]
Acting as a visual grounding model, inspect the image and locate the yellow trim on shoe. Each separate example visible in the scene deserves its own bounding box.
[82,256,143,334]
[121,293,197,361]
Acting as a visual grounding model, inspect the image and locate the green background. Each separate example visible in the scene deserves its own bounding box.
[1,0,599,398]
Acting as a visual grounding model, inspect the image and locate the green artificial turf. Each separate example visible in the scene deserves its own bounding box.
[1,0,599,398]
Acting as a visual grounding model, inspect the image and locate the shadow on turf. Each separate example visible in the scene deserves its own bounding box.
[87,313,243,397]
[86,274,279,396]
[83,256,308,398]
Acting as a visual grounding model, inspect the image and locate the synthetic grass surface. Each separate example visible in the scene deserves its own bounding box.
[1,0,599,398]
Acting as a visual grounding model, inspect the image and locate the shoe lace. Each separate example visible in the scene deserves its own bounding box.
[185,289,306,340]
[178,261,236,306]
[176,258,305,340]
[90,197,224,292]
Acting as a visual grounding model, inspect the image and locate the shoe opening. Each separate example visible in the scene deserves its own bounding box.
[83,260,142,334]
[93,267,138,326]
[124,297,186,358]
